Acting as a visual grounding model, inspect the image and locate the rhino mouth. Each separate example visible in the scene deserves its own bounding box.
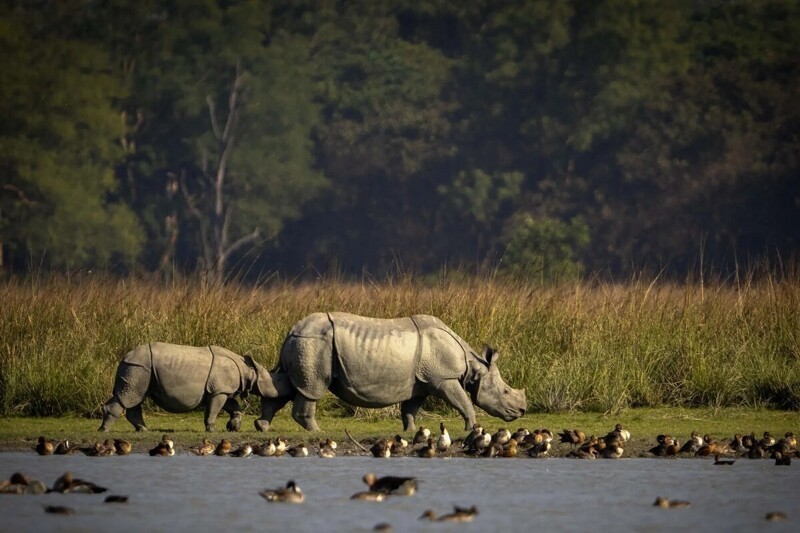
[501,407,525,422]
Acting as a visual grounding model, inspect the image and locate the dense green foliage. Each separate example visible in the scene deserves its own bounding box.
[1,274,798,417]
[0,0,798,279]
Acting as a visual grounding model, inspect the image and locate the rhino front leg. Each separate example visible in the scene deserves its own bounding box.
[291,393,320,432]
[204,394,228,432]
[431,379,476,431]
[254,395,292,432]
[400,396,426,432]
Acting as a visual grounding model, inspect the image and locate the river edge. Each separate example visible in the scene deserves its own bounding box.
[1,407,797,458]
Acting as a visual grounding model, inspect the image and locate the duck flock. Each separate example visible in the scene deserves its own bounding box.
[3,422,796,526]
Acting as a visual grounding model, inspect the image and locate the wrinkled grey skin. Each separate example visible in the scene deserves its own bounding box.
[257,312,527,432]
[99,343,292,432]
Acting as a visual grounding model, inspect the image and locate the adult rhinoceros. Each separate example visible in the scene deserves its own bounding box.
[257,312,527,432]
[99,343,292,432]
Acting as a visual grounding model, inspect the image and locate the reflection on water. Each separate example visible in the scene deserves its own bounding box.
[0,453,796,532]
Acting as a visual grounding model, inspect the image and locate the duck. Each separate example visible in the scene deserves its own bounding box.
[650,435,678,457]
[287,443,308,457]
[729,434,747,455]
[149,435,175,457]
[522,429,544,448]
[35,436,55,455]
[527,439,551,458]
[653,496,690,508]
[321,437,338,451]
[274,436,288,456]
[390,435,408,455]
[417,437,436,458]
[540,428,554,443]
[437,422,451,452]
[350,490,386,501]
[214,438,232,456]
[492,428,511,446]
[97,439,117,456]
[80,441,108,456]
[759,431,776,449]
[463,424,483,449]
[52,472,107,494]
[695,435,721,457]
[501,439,518,458]
[230,443,253,458]
[481,441,502,458]
[511,427,530,443]
[419,505,479,522]
[43,505,76,515]
[741,432,757,451]
[606,423,630,443]
[774,452,791,466]
[765,512,787,521]
[601,443,624,459]
[113,439,132,456]
[54,439,78,455]
[413,426,430,445]
[318,443,336,458]
[567,447,598,459]
[259,480,304,503]
[747,442,767,459]
[256,439,276,457]
[362,473,418,496]
[471,429,491,453]
[0,472,47,494]
[558,429,586,445]
[679,431,704,454]
[371,439,391,458]
[193,438,215,456]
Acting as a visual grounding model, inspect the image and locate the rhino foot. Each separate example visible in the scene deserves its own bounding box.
[254,419,270,432]
[226,412,243,432]
[135,425,148,432]
[206,425,217,432]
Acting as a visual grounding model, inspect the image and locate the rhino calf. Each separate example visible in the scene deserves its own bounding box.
[259,312,527,432]
[99,343,292,432]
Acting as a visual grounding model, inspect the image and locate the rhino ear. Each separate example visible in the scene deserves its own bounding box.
[482,345,498,365]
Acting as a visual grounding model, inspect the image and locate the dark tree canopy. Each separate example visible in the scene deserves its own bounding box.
[1,0,797,280]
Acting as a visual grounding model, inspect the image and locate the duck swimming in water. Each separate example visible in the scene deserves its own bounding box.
[350,491,386,502]
[653,497,690,509]
[362,473,418,496]
[419,505,479,522]
[259,480,304,503]
[51,472,107,494]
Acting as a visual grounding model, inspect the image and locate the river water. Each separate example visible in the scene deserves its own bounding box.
[0,453,796,532]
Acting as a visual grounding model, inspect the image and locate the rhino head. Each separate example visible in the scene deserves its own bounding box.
[466,346,526,422]
[244,356,294,399]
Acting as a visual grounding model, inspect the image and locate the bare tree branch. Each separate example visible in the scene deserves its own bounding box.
[207,95,222,140]
[221,228,261,264]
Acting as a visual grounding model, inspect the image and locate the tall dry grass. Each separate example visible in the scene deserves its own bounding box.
[1,270,798,417]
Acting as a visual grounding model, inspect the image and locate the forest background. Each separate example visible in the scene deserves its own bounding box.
[1,0,798,283]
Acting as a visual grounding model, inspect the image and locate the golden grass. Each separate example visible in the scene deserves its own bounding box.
[1,271,798,418]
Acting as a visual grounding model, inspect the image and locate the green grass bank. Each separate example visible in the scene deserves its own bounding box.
[1,274,799,418]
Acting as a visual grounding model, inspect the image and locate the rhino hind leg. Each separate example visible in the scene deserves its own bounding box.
[291,393,320,432]
[400,396,426,432]
[124,404,148,432]
[223,398,243,432]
